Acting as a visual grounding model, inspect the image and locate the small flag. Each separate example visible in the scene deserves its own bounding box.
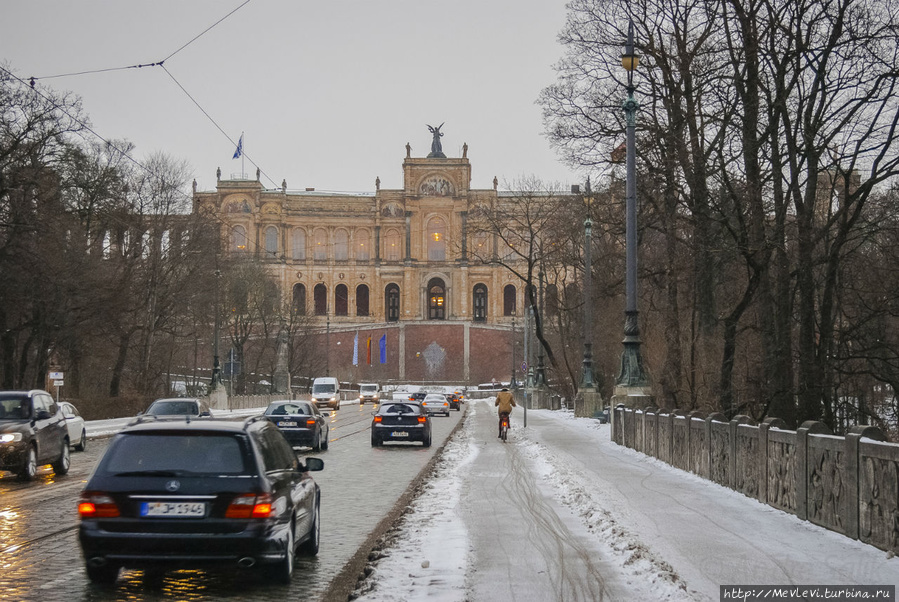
[352,331,359,366]
[379,334,386,364]
[367,337,372,365]
[232,133,243,159]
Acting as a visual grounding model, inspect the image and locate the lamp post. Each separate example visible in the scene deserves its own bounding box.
[535,269,546,386]
[617,19,649,389]
[581,178,596,391]
[509,310,517,388]
[211,269,223,389]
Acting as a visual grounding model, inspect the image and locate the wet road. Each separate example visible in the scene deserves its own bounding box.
[0,401,463,601]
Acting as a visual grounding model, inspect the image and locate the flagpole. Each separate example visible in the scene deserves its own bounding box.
[241,132,245,178]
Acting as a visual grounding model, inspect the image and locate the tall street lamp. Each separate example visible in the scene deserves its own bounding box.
[617,19,649,389]
[211,268,223,389]
[581,178,596,390]
[509,310,517,388]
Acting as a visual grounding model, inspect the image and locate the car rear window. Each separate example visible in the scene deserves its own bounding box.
[267,404,308,416]
[101,433,250,475]
[381,404,419,415]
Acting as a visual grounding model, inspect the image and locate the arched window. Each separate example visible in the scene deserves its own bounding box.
[385,228,401,261]
[503,284,517,316]
[313,229,327,261]
[428,277,446,320]
[355,230,370,260]
[292,228,306,260]
[292,283,306,315]
[335,284,348,316]
[545,284,559,317]
[385,284,400,322]
[264,226,278,257]
[427,217,446,261]
[231,225,247,252]
[473,284,487,322]
[356,284,370,316]
[471,232,489,262]
[314,284,327,315]
[335,229,349,261]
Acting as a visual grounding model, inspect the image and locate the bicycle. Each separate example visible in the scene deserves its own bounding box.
[499,412,510,442]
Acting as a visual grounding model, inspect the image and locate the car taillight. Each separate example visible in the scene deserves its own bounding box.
[306,419,316,426]
[373,416,382,423]
[226,493,273,518]
[78,492,120,518]
[418,416,427,423]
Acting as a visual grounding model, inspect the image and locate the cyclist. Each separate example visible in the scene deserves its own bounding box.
[494,387,516,438]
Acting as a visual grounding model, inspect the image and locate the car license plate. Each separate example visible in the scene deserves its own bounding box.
[140,502,206,518]
[391,431,409,437]
[278,421,298,427]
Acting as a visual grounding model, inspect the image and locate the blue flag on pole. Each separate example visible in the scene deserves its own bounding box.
[352,331,359,366]
[379,334,386,364]
[232,134,243,159]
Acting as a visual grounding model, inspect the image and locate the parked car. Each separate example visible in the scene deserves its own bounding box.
[263,400,329,451]
[59,401,87,451]
[0,390,71,481]
[358,383,381,405]
[421,393,451,417]
[78,415,324,584]
[139,397,213,418]
[371,402,431,447]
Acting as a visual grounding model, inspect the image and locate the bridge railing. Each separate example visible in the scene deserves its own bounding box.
[612,405,899,554]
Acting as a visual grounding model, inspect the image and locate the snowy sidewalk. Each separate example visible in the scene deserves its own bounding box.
[351,399,899,601]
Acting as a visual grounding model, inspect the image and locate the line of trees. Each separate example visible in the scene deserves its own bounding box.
[531,0,899,436]
[0,68,321,413]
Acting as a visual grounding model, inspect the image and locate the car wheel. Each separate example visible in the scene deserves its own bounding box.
[299,497,320,555]
[75,429,87,452]
[423,434,431,448]
[17,445,37,481]
[312,431,322,452]
[371,433,380,447]
[321,432,329,451]
[86,563,119,584]
[52,439,71,476]
[267,518,295,584]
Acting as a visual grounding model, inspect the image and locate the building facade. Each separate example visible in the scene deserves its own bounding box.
[193,144,528,385]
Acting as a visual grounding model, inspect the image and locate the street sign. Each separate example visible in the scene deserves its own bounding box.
[53,380,64,387]
[49,371,64,380]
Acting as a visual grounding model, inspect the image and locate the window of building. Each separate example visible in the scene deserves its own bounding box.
[473,284,487,322]
[292,228,306,260]
[471,232,489,262]
[335,284,348,316]
[427,217,446,261]
[231,225,248,252]
[356,284,370,316]
[503,284,517,316]
[385,229,401,261]
[545,283,559,317]
[501,230,515,261]
[314,284,327,315]
[264,226,278,257]
[428,278,446,320]
[292,283,306,315]
[355,229,370,261]
[313,229,327,261]
[335,229,349,261]
[386,284,400,322]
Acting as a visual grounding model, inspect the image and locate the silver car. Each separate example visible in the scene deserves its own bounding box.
[420,393,450,417]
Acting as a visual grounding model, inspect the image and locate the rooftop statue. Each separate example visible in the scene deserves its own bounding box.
[427,123,446,158]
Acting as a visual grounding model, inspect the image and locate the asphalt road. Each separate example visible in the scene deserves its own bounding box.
[0,401,465,601]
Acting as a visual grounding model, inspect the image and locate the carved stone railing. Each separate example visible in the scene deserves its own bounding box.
[611,405,898,554]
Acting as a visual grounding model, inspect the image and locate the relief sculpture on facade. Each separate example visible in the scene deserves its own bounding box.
[808,447,844,531]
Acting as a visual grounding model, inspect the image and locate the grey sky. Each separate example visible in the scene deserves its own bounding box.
[2,0,581,194]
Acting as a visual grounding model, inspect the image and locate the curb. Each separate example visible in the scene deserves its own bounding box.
[321,404,470,602]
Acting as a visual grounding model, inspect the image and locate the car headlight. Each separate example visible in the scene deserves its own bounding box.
[0,433,23,444]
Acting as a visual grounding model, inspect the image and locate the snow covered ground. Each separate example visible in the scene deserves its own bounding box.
[351,399,899,601]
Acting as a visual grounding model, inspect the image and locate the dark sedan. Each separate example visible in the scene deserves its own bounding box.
[371,402,431,447]
[263,400,329,452]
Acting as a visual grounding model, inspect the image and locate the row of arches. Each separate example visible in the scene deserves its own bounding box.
[290,281,521,320]
[230,220,515,263]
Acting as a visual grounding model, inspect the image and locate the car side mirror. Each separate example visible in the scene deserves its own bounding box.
[35,409,52,420]
[303,457,324,472]
[199,411,211,417]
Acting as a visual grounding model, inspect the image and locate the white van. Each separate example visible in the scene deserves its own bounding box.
[311,377,340,411]
[358,383,380,405]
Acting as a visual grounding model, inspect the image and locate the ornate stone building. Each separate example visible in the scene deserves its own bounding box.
[193,141,529,385]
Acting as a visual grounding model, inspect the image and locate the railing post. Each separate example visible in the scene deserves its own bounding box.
[795,421,831,521]
[844,425,885,541]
